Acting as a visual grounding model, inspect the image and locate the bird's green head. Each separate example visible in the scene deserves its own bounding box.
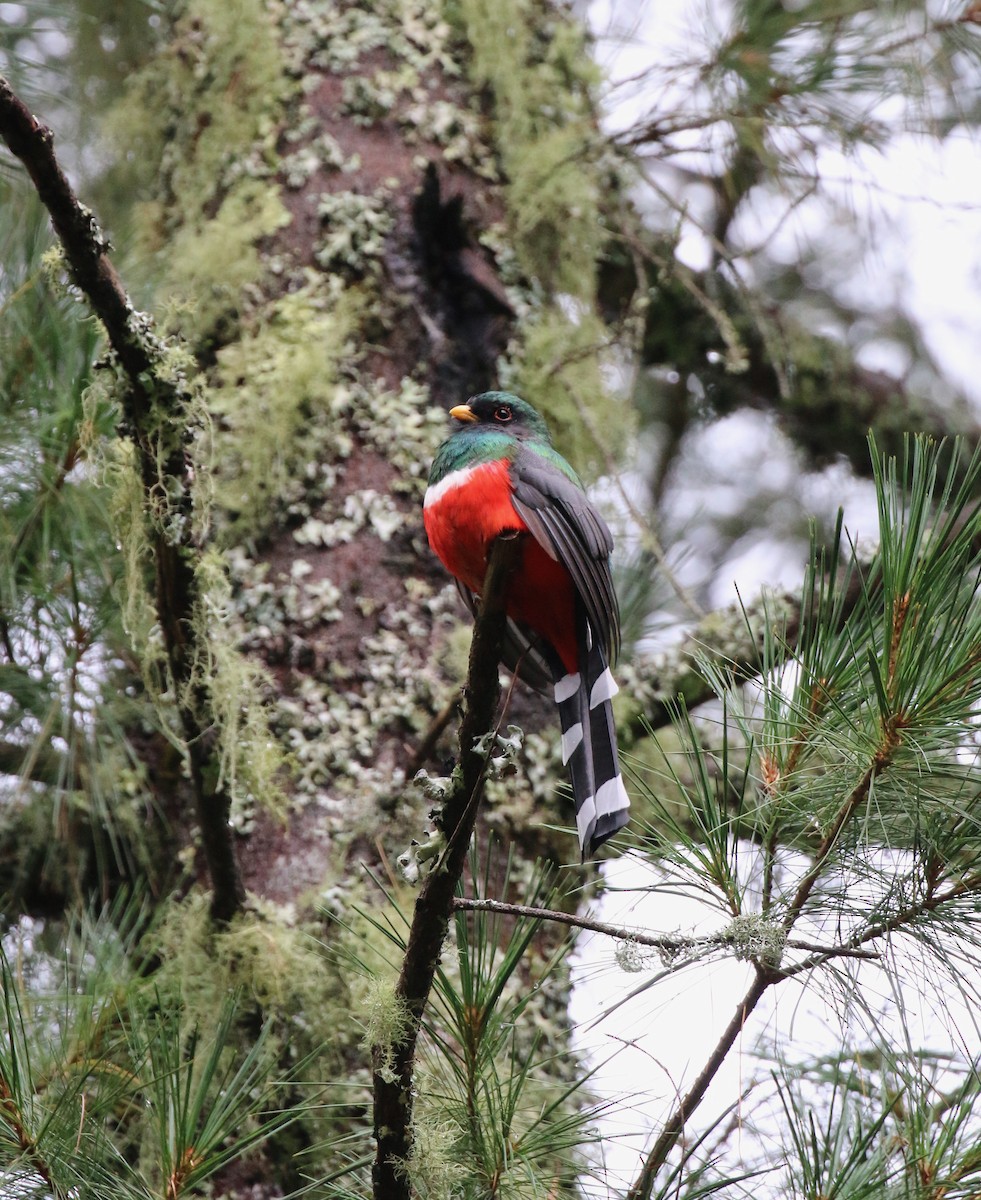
[448,392,553,444]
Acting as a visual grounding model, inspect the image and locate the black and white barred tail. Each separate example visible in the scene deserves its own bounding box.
[552,633,630,858]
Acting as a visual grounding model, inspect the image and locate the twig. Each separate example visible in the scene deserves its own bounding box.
[451,896,878,962]
[371,534,524,1200]
[625,967,774,1200]
[563,376,704,620]
[0,77,244,923]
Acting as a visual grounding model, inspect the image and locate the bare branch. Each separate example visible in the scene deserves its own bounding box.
[371,533,525,1200]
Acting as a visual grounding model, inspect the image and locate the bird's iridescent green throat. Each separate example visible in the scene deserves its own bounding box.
[429,392,581,488]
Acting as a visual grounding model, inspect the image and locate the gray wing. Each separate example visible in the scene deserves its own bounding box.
[510,446,620,664]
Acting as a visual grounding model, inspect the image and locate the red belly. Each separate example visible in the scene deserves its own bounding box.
[424,462,578,673]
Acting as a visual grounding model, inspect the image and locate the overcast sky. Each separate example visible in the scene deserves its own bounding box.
[574,2,981,1193]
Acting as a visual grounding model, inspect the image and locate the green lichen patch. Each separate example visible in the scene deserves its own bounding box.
[118,0,290,231]
[190,551,288,825]
[453,0,603,296]
[401,95,493,171]
[445,0,631,472]
[109,0,295,351]
[504,123,603,297]
[150,892,359,1050]
[209,284,359,539]
[281,131,359,189]
[315,188,396,278]
[89,387,287,828]
[290,0,458,79]
[362,978,414,1082]
[355,376,451,494]
[163,180,293,345]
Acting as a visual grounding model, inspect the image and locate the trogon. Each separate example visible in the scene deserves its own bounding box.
[423,391,630,858]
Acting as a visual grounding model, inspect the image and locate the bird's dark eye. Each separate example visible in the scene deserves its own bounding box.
[494,405,513,422]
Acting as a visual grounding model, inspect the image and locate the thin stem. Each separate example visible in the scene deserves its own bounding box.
[625,968,774,1200]
[405,692,460,777]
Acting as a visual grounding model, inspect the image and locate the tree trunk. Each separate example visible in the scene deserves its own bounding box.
[119,0,617,899]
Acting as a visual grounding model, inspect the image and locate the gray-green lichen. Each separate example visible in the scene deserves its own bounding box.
[453,0,603,294]
[362,977,415,1082]
[209,283,359,538]
[117,0,294,340]
[316,189,396,276]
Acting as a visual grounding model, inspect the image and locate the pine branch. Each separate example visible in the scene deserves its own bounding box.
[622,564,865,740]
[0,77,244,924]
[0,1075,64,1199]
[371,533,524,1200]
[451,896,878,962]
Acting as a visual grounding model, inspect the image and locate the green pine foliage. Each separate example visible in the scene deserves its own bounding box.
[346,846,604,1197]
[623,435,981,1196]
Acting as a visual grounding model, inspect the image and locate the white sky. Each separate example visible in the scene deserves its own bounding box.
[574,2,981,1193]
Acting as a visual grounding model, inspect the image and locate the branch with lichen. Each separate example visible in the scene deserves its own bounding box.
[0,77,245,924]
[450,897,878,966]
[371,533,524,1200]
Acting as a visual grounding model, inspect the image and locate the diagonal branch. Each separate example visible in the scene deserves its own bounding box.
[0,77,244,923]
[625,967,774,1200]
[371,533,524,1200]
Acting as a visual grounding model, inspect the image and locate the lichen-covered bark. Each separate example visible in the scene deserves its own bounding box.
[116,0,627,906]
[98,6,625,1188]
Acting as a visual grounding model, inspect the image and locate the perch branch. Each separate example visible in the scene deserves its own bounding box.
[372,534,523,1200]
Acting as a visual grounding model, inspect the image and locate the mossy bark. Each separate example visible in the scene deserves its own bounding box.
[112,0,629,909]
[103,4,619,1188]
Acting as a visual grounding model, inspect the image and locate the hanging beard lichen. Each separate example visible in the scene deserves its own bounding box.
[84,354,287,825]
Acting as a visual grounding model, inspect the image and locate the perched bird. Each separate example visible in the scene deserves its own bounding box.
[423,391,630,857]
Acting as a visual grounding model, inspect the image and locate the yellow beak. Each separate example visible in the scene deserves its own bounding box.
[449,404,477,422]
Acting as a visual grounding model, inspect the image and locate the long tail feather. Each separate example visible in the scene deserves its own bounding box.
[552,634,630,858]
